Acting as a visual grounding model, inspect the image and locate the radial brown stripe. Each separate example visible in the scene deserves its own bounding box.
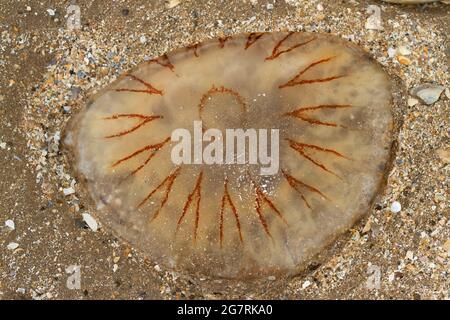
[279,57,345,89]
[284,105,351,128]
[287,139,347,179]
[282,170,330,209]
[219,179,243,247]
[218,36,231,48]
[138,167,181,223]
[245,32,265,50]
[111,137,170,168]
[177,171,204,242]
[265,33,316,60]
[104,114,163,138]
[148,54,175,72]
[114,74,163,95]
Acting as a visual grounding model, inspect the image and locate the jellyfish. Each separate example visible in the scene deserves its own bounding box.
[64,32,394,278]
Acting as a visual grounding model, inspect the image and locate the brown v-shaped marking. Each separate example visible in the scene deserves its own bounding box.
[219,178,243,247]
[284,105,351,128]
[245,32,265,50]
[282,170,330,209]
[279,57,345,89]
[187,44,199,57]
[176,171,204,242]
[115,74,163,95]
[138,167,181,223]
[248,173,287,239]
[287,138,348,179]
[218,36,231,48]
[111,137,170,168]
[265,33,316,60]
[103,114,163,138]
[148,54,175,72]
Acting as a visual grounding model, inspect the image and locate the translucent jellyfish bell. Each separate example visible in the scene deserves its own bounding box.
[65,32,393,278]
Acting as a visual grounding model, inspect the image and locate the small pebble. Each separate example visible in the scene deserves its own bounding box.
[406,250,414,260]
[166,0,181,9]
[407,97,419,106]
[436,149,450,163]
[397,55,412,65]
[70,86,81,100]
[362,219,372,233]
[411,84,445,105]
[302,280,311,289]
[365,5,383,30]
[397,45,411,56]
[390,201,402,213]
[388,273,395,282]
[387,47,396,58]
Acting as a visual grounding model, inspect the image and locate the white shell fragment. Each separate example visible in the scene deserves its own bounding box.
[5,219,15,230]
[7,242,19,250]
[63,187,76,196]
[82,213,99,232]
